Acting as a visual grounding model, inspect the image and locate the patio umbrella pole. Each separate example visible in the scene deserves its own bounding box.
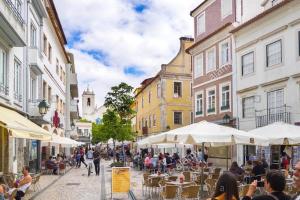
[226,146,229,170]
[200,142,205,197]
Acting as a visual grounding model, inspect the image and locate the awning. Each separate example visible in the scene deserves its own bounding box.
[0,106,51,141]
[42,134,80,147]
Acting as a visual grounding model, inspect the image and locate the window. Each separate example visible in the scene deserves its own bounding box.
[221,0,232,19]
[195,92,203,116]
[242,96,255,118]
[174,82,182,98]
[242,52,254,76]
[139,121,141,130]
[196,12,205,36]
[43,34,47,55]
[153,115,156,127]
[298,31,300,57]
[174,112,182,125]
[157,83,161,98]
[15,0,22,14]
[43,81,47,100]
[48,86,51,103]
[87,98,91,106]
[30,77,37,100]
[84,129,88,136]
[194,53,203,78]
[142,97,144,108]
[63,71,66,85]
[48,44,52,63]
[266,40,282,67]
[220,41,230,66]
[56,59,59,75]
[206,48,216,73]
[60,99,63,113]
[13,59,22,101]
[0,48,7,90]
[207,88,216,113]
[30,23,37,47]
[221,84,230,111]
[267,89,284,115]
[149,116,151,128]
[148,91,151,103]
[190,112,194,124]
[56,95,59,110]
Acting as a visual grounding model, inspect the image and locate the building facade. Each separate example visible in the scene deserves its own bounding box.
[232,0,300,131]
[135,37,193,139]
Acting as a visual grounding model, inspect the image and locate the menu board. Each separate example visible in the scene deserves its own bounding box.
[112,167,130,193]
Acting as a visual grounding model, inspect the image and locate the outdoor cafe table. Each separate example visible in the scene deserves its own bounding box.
[148,173,168,178]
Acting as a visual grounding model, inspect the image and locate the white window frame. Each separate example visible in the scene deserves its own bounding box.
[195,90,204,117]
[0,46,7,91]
[206,47,216,73]
[241,51,255,77]
[266,39,282,68]
[267,89,284,115]
[221,0,232,19]
[206,86,216,115]
[219,82,231,113]
[13,58,22,102]
[196,12,205,36]
[157,83,161,98]
[242,96,255,118]
[219,39,231,67]
[173,81,182,98]
[153,114,156,127]
[173,111,183,125]
[193,53,203,78]
[30,22,37,47]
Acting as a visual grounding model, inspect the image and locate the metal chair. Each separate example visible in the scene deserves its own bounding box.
[59,163,66,174]
[183,171,191,182]
[160,185,178,200]
[181,185,200,199]
[205,179,217,196]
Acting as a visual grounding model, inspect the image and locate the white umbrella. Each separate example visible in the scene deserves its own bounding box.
[248,122,300,145]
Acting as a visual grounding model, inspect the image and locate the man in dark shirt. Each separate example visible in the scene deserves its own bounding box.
[93,149,101,176]
[242,170,291,200]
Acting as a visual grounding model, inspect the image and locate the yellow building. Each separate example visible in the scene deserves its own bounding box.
[135,37,194,138]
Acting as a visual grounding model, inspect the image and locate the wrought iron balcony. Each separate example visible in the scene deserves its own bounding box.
[4,0,25,24]
[255,105,291,128]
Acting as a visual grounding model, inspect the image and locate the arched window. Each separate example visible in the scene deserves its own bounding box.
[87,98,91,106]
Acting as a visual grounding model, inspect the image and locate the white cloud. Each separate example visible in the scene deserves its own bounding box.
[54,0,201,112]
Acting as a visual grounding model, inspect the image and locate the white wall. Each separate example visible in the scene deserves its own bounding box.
[234,1,300,130]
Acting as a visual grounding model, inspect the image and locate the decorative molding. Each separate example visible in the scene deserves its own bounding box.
[289,18,300,27]
[193,73,232,89]
[261,77,289,87]
[237,86,259,94]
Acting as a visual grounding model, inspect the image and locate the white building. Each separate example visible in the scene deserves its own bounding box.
[82,87,106,123]
[231,0,300,164]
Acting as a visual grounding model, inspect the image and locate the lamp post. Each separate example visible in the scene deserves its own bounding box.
[38,99,49,116]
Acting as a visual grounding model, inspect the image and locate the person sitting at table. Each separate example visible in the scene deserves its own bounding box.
[242,170,291,200]
[230,161,245,181]
[151,155,158,171]
[0,185,4,200]
[144,153,151,169]
[207,172,239,200]
[56,154,63,163]
[14,166,32,200]
[46,156,58,175]
[252,160,266,180]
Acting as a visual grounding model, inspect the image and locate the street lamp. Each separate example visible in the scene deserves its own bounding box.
[38,100,49,116]
[223,114,231,124]
[71,122,75,130]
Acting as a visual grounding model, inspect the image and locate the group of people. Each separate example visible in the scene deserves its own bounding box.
[73,146,101,175]
[143,152,181,172]
[45,153,66,175]
[208,160,300,200]
[0,166,32,200]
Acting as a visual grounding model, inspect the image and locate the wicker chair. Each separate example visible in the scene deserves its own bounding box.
[213,168,222,174]
[31,174,41,192]
[203,168,210,173]
[181,185,200,199]
[205,179,217,196]
[211,173,219,180]
[149,177,162,198]
[59,163,66,174]
[284,184,298,196]
[142,173,151,195]
[194,173,208,185]
[183,171,191,182]
[167,176,178,182]
[161,185,178,200]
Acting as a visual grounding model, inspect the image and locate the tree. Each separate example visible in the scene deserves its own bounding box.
[104,83,135,164]
[91,123,108,145]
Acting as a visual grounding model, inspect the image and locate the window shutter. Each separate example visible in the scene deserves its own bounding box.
[298,31,300,56]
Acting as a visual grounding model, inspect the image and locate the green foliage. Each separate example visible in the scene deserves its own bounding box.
[104,82,135,120]
[91,123,108,145]
[79,118,91,123]
[110,162,124,167]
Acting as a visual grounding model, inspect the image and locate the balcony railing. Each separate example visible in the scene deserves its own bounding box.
[255,105,291,128]
[4,0,25,24]
[0,84,9,96]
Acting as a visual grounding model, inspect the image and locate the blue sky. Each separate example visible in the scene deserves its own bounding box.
[54,0,200,108]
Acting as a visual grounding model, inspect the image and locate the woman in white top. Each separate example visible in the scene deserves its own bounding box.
[15,166,32,200]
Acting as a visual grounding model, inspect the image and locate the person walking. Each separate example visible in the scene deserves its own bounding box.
[242,170,291,200]
[80,147,87,167]
[93,148,101,176]
[207,172,240,200]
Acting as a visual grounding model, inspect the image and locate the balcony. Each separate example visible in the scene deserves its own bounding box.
[255,105,291,128]
[70,73,78,98]
[28,47,43,74]
[0,0,26,46]
[70,99,79,119]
